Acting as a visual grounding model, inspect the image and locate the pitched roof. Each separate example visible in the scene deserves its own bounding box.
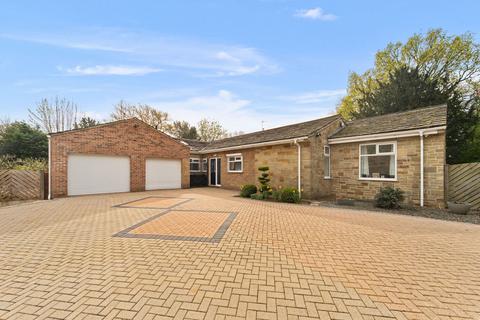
[197,114,340,151]
[330,105,447,139]
[181,138,209,152]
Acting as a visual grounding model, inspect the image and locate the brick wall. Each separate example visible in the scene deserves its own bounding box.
[330,133,446,208]
[50,118,190,197]
[203,149,256,190]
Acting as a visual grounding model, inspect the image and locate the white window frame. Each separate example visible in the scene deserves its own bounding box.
[189,158,201,172]
[324,145,331,179]
[201,158,208,172]
[227,153,243,173]
[358,141,397,181]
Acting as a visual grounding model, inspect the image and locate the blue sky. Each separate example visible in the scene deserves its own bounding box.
[1,0,479,132]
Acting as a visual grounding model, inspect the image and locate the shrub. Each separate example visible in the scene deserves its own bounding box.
[375,187,405,209]
[240,184,257,198]
[250,193,264,200]
[257,166,271,194]
[271,189,282,201]
[0,155,47,171]
[280,187,300,203]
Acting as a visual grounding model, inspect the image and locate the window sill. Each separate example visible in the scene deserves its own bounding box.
[324,177,331,180]
[359,178,397,182]
[227,171,243,174]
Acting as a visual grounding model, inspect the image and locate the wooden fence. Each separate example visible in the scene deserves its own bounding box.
[0,169,46,200]
[447,162,480,209]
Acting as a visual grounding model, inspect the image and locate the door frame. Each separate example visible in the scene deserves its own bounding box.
[208,157,222,186]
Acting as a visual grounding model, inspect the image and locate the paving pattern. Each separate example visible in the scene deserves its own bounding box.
[0,188,479,319]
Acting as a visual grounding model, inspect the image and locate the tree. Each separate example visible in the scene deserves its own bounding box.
[446,92,480,164]
[337,29,480,164]
[170,121,198,139]
[0,122,48,159]
[28,97,79,133]
[354,66,449,118]
[0,117,10,136]
[74,116,100,129]
[111,100,172,132]
[197,118,228,142]
[338,29,480,119]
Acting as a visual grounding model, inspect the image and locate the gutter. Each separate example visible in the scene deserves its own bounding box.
[328,126,446,144]
[47,135,52,200]
[198,136,309,154]
[419,130,424,207]
[294,139,302,198]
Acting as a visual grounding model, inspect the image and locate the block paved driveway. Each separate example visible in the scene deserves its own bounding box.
[0,188,479,320]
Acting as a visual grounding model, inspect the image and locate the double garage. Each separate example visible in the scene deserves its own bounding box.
[67,155,182,196]
[49,118,190,198]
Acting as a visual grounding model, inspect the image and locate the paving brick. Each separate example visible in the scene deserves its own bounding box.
[0,188,478,319]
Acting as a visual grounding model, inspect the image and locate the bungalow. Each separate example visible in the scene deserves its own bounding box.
[48,104,447,208]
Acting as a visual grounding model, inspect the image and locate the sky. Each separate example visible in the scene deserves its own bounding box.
[1,0,479,133]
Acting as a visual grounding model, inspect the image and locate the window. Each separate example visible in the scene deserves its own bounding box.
[359,142,396,180]
[202,159,208,172]
[227,154,243,172]
[323,146,331,179]
[190,158,200,172]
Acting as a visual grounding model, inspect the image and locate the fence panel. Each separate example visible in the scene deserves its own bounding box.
[0,169,44,200]
[447,162,480,209]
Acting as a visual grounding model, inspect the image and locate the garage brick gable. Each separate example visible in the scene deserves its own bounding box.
[49,118,190,197]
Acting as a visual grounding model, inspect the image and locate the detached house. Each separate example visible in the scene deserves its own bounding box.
[48,104,447,208]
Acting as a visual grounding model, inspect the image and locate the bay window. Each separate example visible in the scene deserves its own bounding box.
[359,142,396,180]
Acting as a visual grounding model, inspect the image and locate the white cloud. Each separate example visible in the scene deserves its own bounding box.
[294,8,337,21]
[147,90,337,133]
[2,30,278,77]
[281,89,346,104]
[63,65,162,76]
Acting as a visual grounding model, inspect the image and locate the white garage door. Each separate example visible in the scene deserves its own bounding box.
[145,159,182,190]
[68,154,130,196]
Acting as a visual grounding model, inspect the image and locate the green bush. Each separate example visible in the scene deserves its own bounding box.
[280,187,300,203]
[257,166,271,194]
[271,190,282,201]
[250,193,264,200]
[240,184,257,198]
[375,187,405,209]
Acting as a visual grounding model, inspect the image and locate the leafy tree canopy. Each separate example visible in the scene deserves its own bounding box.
[197,118,227,142]
[74,116,100,129]
[170,121,198,140]
[337,29,480,164]
[0,122,48,159]
[338,29,480,119]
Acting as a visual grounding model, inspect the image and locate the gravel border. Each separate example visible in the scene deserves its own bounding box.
[311,201,480,225]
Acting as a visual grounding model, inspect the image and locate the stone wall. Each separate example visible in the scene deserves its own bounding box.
[254,142,312,198]
[310,119,344,199]
[50,118,190,197]
[203,141,312,198]
[330,133,446,208]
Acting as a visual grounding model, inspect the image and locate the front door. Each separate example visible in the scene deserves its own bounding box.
[209,158,221,186]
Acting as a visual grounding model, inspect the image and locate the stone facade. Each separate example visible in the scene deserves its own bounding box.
[50,118,190,197]
[203,141,313,198]
[309,119,344,199]
[330,133,446,208]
